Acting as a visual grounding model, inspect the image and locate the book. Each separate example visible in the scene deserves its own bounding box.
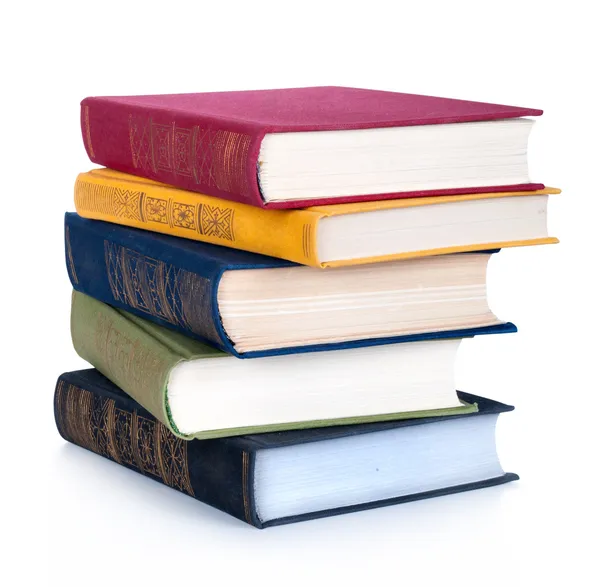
[80,86,544,209]
[55,368,518,528]
[70,290,492,439]
[74,168,560,268]
[66,212,515,357]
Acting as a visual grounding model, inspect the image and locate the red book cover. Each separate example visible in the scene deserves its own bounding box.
[81,86,544,209]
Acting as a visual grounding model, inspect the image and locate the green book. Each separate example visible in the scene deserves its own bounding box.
[71,291,477,440]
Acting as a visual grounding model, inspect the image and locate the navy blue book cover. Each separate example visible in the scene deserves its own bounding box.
[65,213,517,358]
[55,368,519,529]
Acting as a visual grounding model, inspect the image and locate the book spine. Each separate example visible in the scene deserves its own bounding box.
[54,372,260,528]
[81,98,267,207]
[70,291,185,436]
[74,169,323,267]
[65,213,232,354]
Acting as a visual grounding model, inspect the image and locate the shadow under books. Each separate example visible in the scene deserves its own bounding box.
[51,442,518,535]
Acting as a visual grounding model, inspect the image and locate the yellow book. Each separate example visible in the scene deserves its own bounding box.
[75,168,560,268]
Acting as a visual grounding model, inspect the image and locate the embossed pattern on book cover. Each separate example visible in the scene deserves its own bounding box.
[55,379,194,495]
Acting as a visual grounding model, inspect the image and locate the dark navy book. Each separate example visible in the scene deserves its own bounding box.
[65,213,516,358]
[55,369,519,529]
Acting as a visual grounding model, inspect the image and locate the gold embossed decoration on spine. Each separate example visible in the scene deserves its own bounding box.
[128,116,252,199]
[302,223,313,260]
[103,241,222,344]
[55,379,194,496]
[200,205,235,240]
[74,168,323,266]
[75,182,146,221]
[75,179,236,243]
[212,130,251,196]
[75,181,119,217]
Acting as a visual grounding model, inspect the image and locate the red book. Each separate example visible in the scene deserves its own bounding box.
[81,86,544,209]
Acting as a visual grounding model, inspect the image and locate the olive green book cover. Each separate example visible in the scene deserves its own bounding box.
[71,291,477,440]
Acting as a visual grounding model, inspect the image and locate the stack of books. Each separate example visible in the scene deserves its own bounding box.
[57,86,559,528]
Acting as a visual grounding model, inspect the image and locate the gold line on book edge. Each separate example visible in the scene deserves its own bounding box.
[304,224,306,255]
[181,441,195,497]
[65,226,79,284]
[155,423,168,486]
[167,198,174,228]
[171,123,176,172]
[196,203,203,234]
[139,193,146,222]
[64,385,76,444]
[105,399,122,464]
[78,389,89,450]
[84,105,95,158]
[130,411,145,472]
[84,390,98,453]
[301,224,306,258]
[303,224,306,257]
[305,224,308,257]
[191,126,199,183]
[74,386,92,452]
[242,451,251,524]
[64,384,74,443]
[229,210,235,241]
[67,385,83,449]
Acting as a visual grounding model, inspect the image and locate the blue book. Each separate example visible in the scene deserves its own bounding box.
[55,369,518,528]
[65,213,516,358]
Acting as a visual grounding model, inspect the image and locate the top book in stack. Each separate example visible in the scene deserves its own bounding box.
[81,86,544,209]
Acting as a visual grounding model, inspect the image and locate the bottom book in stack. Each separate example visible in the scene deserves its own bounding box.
[55,369,517,528]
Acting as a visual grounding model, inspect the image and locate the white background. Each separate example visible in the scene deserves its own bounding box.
[3,1,598,585]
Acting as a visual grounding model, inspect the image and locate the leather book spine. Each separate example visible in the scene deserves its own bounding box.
[70,290,185,435]
[54,371,260,527]
[65,212,231,353]
[81,97,267,207]
[73,169,323,266]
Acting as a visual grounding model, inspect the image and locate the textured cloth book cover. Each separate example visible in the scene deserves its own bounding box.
[65,212,518,358]
[73,168,559,267]
[70,291,482,438]
[55,369,518,528]
[80,86,544,209]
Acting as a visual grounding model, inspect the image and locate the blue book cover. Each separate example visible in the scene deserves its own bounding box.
[65,213,517,358]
